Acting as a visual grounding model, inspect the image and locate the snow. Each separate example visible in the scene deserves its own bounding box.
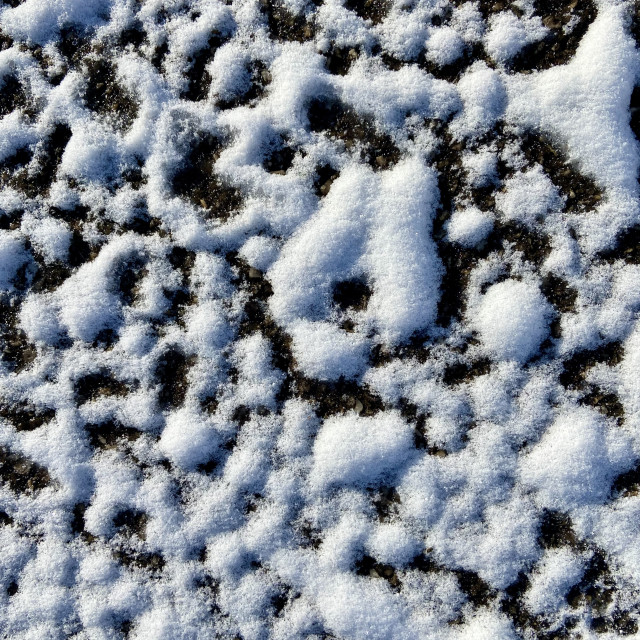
[484,11,548,65]
[520,406,634,511]
[524,548,585,615]
[310,411,414,490]
[426,26,465,67]
[0,0,639,637]
[447,206,493,247]
[495,166,562,227]
[471,279,552,363]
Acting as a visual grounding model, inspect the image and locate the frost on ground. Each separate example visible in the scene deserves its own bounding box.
[0,0,639,638]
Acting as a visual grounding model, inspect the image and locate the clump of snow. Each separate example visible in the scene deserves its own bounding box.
[471,279,552,362]
[462,147,498,187]
[450,62,506,139]
[426,26,465,67]
[447,206,493,247]
[289,320,369,381]
[520,407,633,512]
[496,166,562,226]
[524,548,585,615]
[484,11,548,65]
[310,411,414,490]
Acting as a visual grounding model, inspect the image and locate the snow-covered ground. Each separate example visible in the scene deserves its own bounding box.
[0,0,639,637]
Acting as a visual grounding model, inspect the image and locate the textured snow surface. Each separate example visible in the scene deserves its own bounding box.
[0,0,639,638]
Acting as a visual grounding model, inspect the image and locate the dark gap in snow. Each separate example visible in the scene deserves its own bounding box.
[0,74,28,118]
[151,40,169,71]
[182,32,228,101]
[57,25,92,69]
[370,485,401,522]
[116,255,147,307]
[11,123,72,198]
[511,0,597,72]
[500,572,536,634]
[49,203,90,230]
[307,97,401,170]
[68,229,95,268]
[85,420,142,450]
[0,147,33,185]
[313,163,340,196]
[494,221,551,266]
[0,206,24,231]
[217,60,272,109]
[75,371,129,404]
[0,302,37,372]
[121,163,147,190]
[630,85,640,143]
[113,508,149,540]
[520,132,602,213]
[416,42,489,83]
[611,463,640,499]
[400,401,451,454]
[263,137,296,174]
[155,348,196,409]
[112,548,165,573]
[262,0,316,42]
[355,554,402,589]
[598,224,640,265]
[454,568,497,607]
[0,445,51,493]
[332,279,371,312]
[117,20,146,49]
[579,387,624,425]
[540,273,577,313]
[0,401,55,432]
[83,57,138,130]
[293,376,384,418]
[474,1,523,19]
[343,0,390,25]
[559,341,624,390]
[631,4,640,47]
[168,246,196,283]
[567,549,618,628]
[538,509,578,549]
[324,46,360,76]
[121,209,164,236]
[442,358,492,385]
[172,134,243,219]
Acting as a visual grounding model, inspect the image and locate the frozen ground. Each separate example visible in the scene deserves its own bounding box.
[0,0,639,638]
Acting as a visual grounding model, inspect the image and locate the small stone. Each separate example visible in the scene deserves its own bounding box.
[354,399,364,414]
[261,69,272,84]
[248,267,262,279]
[375,155,388,168]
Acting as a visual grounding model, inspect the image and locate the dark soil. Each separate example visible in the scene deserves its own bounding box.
[83,57,138,130]
[0,445,50,493]
[172,133,242,219]
[308,97,401,170]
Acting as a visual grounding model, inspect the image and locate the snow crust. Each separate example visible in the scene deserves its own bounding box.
[0,0,639,638]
